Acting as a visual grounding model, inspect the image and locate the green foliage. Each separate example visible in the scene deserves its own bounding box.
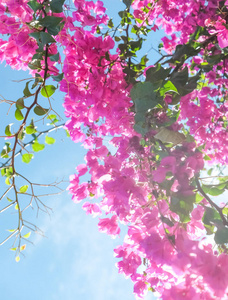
[170,194,195,223]
[41,85,56,98]
[45,136,56,145]
[146,64,171,83]
[202,183,227,196]
[39,16,64,36]
[19,185,29,193]
[22,153,34,164]
[49,53,60,62]
[50,0,65,13]
[1,143,11,159]
[23,81,32,97]
[40,32,56,44]
[51,73,64,82]
[27,0,42,12]
[5,124,12,136]
[131,82,160,120]
[23,232,31,239]
[15,109,24,121]
[215,227,228,244]
[203,207,221,226]
[16,98,25,109]
[123,0,133,8]
[26,121,36,134]
[34,105,49,116]
[32,141,45,152]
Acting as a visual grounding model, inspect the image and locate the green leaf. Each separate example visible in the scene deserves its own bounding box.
[15,109,24,121]
[50,0,65,13]
[108,19,114,28]
[20,244,26,251]
[129,39,143,52]
[204,154,211,161]
[114,36,121,42]
[170,194,195,223]
[40,32,56,45]
[133,123,147,136]
[39,16,63,29]
[1,149,8,159]
[208,187,225,196]
[5,124,12,136]
[47,114,57,120]
[23,81,32,97]
[16,98,25,109]
[19,185,29,193]
[123,0,132,8]
[1,168,6,176]
[28,59,42,70]
[47,114,58,125]
[34,106,49,116]
[130,82,160,124]
[23,232,31,238]
[29,32,41,43]
[202,207,221,226]
[15,256,20,262]
[15,203,19,210]
[7,197,13,202]
[41,85,56,98]
[32,141,45,152]
[202,184,225,196]
[5,166,13,176]
[45,136,56,145]
[214,226,228,244]
[49,52,60,62]
[146,64,171,83]
[195,193,204,203]
[22,153,34,164]
[170,67,188,90]
[26,125,36,135]
[160,215,174,227]
[5,177,11,185]
[39,16,63,36]
[179,214,191,223]
[32,53,43,60]
[65,129,70,137]
[207,168,213,176]
[181,73,200,96]
[160,81,178,96]
[51,73,64,82]
[1,143,11,159]
[28,0,42,12]
[10,247,17,251]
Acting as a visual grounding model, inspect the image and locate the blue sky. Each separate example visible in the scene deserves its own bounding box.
[0,1,160,300]
[0,67,156,300]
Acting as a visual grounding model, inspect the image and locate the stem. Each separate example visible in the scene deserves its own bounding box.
[195,176,228,226]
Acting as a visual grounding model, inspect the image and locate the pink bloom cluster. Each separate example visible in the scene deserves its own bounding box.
[132,0,219,47]
[180,86,228,164]
[0,0,35,69]
[62,1,228,298]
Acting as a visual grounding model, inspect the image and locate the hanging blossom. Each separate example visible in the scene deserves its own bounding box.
[61,1,228,299]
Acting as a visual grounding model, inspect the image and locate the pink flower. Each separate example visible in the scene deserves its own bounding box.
[82,202,101,217]
[76,164,88,177]
[134,280,147,298]
[98,215,120,237]
[152,156,176,183]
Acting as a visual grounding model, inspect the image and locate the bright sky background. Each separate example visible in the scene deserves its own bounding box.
[0,1,163,299]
